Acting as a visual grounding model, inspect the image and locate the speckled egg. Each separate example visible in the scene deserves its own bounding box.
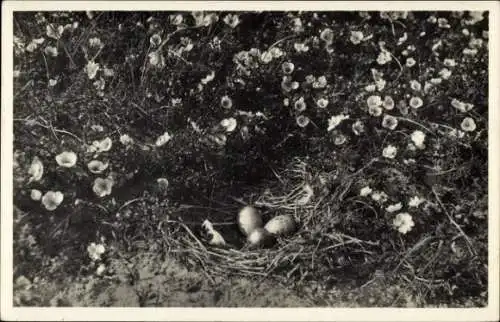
[264,215,297,237]
[237,206,263,236]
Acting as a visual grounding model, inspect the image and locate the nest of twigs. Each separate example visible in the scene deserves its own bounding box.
[159,158,382,286]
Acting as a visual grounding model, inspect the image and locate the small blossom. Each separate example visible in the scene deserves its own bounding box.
[377,50,392,65]
[383,96,395,110]
[294,42,309,53]
[461,117,477,132]
[149,34,162,47]
[96,137,113,152]
[382,115,398,130]
[443,58,456,67]
[44,46,58,57]
[13,70,20,78]
[31,189,42,201]
[283,98,289,106]
[55,151,77,168]
[313,76,327,89]
[439,68,452,80]
[46,24,63,39]
[371,191,388,202]
[448,128,465,139]
[410,80,422,91]
[103,67,114,77]
[463,48,478,56]
[406,57,416,67]
[48,79,58,87]
[469,38,484,49]
[282,62,295,75]
[409,196,425,208]
[92,177,114,197]
[368,105,383,117]
[334,134,347,145]
[85,61,100,79]
[87,242,105,261]
[462,28,471,36]
[365,84,376,92]
[352,120,365,136]
[437,17,450,28]
[268,47,283,59]
[451,99,474,113]
[281,76,299,92]
[27,156,44,183]
[393,212,414,234]
[155,132,173,147]
[96,264,106,275]
[327,114,349,131]
[386,202,403,213]
[41,191,64,211]
[360,186,373,197]
[316,98,329,108]
[350,31,364,44]
[260,51,273,64]
[430,78,442,85]
[375,78,386,91]
[382,145,398,159]
[221,117,237,132]
[411,130,426,149]
[223,14,240,28]
[409,97,423,109]
[367,95,382,109]
[157,178,169,190]
[120,134,134,145]
[296,115,310,128]
[221,95,233,109]
[294,97,307,112]
[89,37,103,48]
[172,14,183,25]
[320,28,334,44]
[148,51,165,67]
[87,160,109,174]
[26,42,38,52]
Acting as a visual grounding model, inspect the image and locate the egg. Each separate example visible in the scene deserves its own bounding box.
[237,206,263,236]
[247,228,275,248]
[264,215,297,237]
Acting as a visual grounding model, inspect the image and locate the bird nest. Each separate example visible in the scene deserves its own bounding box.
[158,158,381,285]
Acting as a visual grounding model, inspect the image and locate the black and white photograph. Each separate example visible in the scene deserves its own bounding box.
[1,1,499,321]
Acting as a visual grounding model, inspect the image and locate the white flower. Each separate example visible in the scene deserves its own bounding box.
[46,24,64,39]
[296,115,310,128]
[381,115,398,130]
[393,212,415,234]
[55,151,78,168]
[92,177,114,197]
[350,31,364,44]
[451,99,474,113]
[294,42,309,53]
[85,61,100,79]
[443,58,456,67]
[376,50,392,65]
[410,80,422,91]
[371,191,388,202]
[461,117,477,132]
[44,46,58,57]
[28,156,44,183]
[409,196,425,208]
[220,117,237,132]
[89,37,103,48]
[365,84,376,92]
[383,96,395,110]
[386,203,403,213]
[411,130,426,149]
[48,79,58,87]
[316,98,329,108]
[119,134,134,145]
[87,242,105,261]
[360,186,373,197]
[157,178,169,190]
[223,14,240,28]
[382,145,398,159]
[148,51,165,67]
[87,160,109,174]
[368,105,383,117]
[221,95,233,109]
[149,34,162,47]
[201,71,215,84]
[352,120,365,136]
[96,264,106,275]
[367,95,382,108]
[327,114,349,131]
[406,57,416,67]
[448,128,465,139]
[31,189,42,201]
[438,68,452,80]
[260,51,273,64]
[409,97,423,109]
[95,137,112,152]
[41,191,64,211]
[155,131,173,147]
